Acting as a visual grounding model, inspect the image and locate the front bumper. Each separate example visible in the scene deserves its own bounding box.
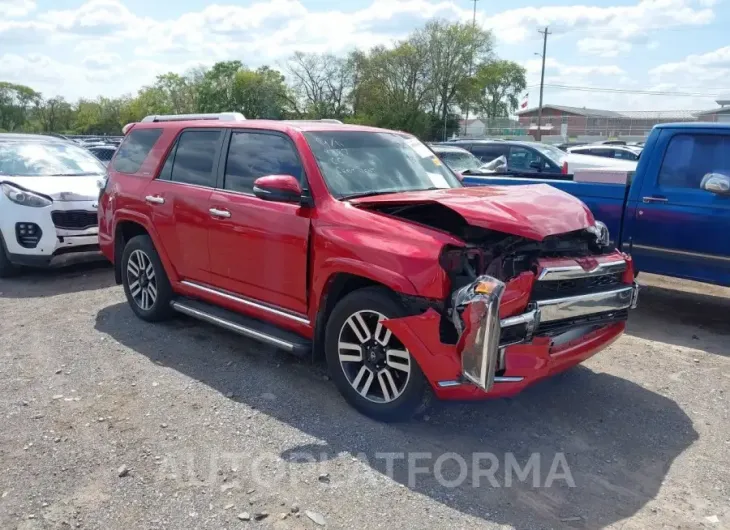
[1,199,101,268]
[381,253,638,400]
[453,278,638,393]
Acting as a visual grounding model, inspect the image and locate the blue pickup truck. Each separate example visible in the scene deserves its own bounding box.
[461,123,730,287]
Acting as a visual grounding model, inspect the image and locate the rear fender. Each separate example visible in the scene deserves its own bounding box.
[113,209,179,284]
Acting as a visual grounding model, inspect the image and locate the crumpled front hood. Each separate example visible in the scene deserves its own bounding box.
[0,175,104,201]
[350,184,595,241]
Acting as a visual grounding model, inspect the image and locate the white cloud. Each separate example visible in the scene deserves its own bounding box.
[0,0,723,111]
[578,38,632,58]
[482,0,713,44]
[0,0,35,18]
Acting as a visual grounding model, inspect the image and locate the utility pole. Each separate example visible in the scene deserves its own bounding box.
[462,0,479,138]
[536,26,551,141]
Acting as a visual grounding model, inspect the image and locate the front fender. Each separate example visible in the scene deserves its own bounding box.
[315,257,419,300]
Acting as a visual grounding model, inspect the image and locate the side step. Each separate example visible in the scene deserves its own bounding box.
[170,297,312,357]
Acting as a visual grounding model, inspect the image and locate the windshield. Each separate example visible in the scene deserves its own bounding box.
[530,143,567,165]
[436,150,482,172]
[0,140,106,176]
[304,131,462,199]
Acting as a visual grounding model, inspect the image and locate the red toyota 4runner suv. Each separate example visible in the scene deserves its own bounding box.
[99,113,639,421]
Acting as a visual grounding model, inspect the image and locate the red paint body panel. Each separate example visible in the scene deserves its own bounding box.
[99,118,631,404]
[208,189,311,314]
[351,185,595,241]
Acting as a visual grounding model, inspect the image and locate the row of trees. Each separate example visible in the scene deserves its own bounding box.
[0,21,526,140]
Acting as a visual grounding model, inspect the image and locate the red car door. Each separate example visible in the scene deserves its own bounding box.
[145,128,224,283]
[207,130,311,316]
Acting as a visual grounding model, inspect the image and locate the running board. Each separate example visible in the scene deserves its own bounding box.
[170,298,311,357]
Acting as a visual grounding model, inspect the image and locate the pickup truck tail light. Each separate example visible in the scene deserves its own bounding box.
[561,161,569,174]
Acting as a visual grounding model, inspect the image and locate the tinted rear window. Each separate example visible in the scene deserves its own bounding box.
[112,128,162,174]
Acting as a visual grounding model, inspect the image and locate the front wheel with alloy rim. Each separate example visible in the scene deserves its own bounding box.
[121,235,173,322]
[324,287,429,422]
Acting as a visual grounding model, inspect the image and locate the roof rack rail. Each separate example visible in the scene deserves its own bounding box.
[283,119,343,124]
[141,112,246,123]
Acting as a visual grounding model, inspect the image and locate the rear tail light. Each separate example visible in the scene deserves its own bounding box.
[561,161,569,174]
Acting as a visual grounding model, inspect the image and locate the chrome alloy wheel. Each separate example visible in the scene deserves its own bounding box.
[337,310,412,403]
[126,249,157,311]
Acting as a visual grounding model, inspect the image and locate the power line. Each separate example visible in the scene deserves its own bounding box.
[525,83,728,98]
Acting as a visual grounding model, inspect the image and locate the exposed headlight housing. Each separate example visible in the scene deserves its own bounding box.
[587,220,610,247]
[1,182,53,208]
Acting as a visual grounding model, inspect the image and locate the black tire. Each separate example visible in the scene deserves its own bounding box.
[324,286,429,422]
[121,235,174,322]
[0,233,20,278]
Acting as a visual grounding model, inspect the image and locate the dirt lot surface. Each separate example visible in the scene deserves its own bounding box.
[0,265,728,530]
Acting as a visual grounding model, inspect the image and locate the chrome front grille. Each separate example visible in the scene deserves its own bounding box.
[531,259,627,301]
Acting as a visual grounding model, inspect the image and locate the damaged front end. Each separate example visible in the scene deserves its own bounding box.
[450,266,638,392]
[446,229,639,393]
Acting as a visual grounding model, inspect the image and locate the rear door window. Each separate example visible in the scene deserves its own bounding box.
[112,129,162,174]
[471,144,507,162]
[169,130,222,187]
[508,146,545,170]
[223,131,303,194]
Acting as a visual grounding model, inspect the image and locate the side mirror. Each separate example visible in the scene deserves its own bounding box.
[253,175,303,203]
[701,173,730,196]
[529,160,543,171]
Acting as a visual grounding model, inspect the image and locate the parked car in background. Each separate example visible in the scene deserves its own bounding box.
[0,134,106,277]
[556,141,588,151]
[99,113,638,421]
[86,145,118,166]
[430,144,486,174]
[441,139,637,177]
[460,123,730,288]
[568,144,643,161]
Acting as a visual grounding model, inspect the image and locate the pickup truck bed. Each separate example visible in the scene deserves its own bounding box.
[460,123,730,288]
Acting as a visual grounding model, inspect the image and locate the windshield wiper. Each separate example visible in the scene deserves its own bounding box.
[340,191,398,201]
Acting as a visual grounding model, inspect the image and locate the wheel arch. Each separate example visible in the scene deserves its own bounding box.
[112,213,176,286]
[312,271,431,362]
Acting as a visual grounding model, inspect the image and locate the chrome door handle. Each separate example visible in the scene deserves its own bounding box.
[642,196,668,203]
[209,208,231,219]
[145,195,165,205]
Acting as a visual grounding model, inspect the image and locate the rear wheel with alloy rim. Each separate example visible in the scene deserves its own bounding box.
[121,235,173,322]
[325,287,429,422]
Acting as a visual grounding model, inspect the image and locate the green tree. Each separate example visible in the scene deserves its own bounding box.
[285,52,352,118]
[36,96,74,132]
[197,60,244,113]
[420,21,494,132]
[0,82,41,131]
[469,60,527,118]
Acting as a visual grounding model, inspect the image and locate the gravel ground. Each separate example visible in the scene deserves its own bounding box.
[0,264,728,530]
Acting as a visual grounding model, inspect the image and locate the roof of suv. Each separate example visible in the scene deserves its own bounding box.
[131,119,400,135]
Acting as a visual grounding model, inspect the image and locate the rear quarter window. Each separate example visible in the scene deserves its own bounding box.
[112,128,163,174]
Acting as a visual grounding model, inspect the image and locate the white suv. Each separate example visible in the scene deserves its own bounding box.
[0,134,108,277]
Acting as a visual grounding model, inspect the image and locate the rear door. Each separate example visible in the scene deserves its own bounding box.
[207,129,311,315]
[470,143,508,163]
[144,128,224,283]
[507,145,561,177]
[629,129,730,285]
